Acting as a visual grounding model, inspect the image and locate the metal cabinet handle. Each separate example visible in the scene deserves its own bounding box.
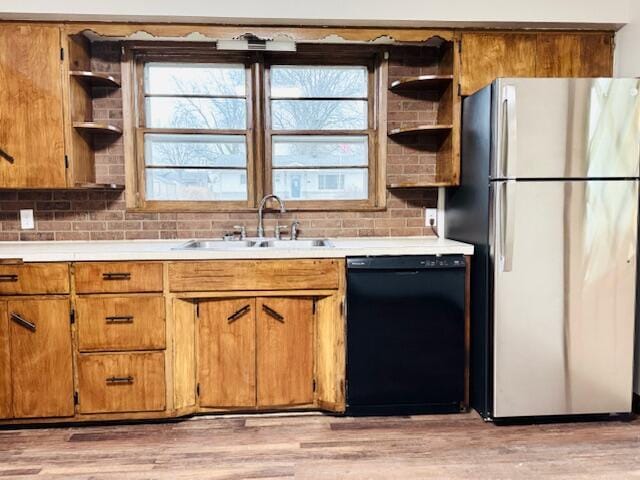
[102,272,131,281]
[105,315,134,324]
[106,376,134,385]
[227,305,251,323]
[10,312,36,332]
[0,148,14,164]
[0,274,18,282]
[262,304,284,323]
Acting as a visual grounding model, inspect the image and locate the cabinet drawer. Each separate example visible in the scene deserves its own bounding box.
[77,352,166,414]
[76,296,166,352]
[169,259,341,292]
[0,263,69,295]
[74,262,163,293]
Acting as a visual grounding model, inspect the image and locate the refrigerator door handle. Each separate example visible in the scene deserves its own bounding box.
[503,85,518,179]
[502,180,517,272]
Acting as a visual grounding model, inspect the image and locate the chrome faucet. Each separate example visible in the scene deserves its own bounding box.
[257,194,286,238]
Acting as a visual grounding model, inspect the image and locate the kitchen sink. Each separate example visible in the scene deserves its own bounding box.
[258,239,333,248]
[175,238,333,250]
[176,239,257,250]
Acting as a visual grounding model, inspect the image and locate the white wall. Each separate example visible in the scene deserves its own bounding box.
[0,0,631,29]
[615,1,640,76]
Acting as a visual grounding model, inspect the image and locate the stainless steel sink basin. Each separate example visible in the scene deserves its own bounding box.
[176,239,257,250]
[258,239,333,248]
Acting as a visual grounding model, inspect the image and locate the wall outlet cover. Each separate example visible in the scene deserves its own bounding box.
[20,209,35,230]
[425,208,437,227]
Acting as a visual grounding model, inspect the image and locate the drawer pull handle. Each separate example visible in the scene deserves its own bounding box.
[0,274,18,282]
[262,304,284,323]
[10,312,36,332]
[105,315,134,324]
[227,304,251,323]
[102,272,131,281]
[106,376,134,385]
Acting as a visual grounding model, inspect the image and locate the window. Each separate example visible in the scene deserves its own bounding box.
[127,47,384,211]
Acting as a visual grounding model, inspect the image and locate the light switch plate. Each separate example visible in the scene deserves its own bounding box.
[20,209,34,230]
[425,208,437,227]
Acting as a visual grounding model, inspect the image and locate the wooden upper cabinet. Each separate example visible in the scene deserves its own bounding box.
[256,297,314,408]
[460,33,537,96]
[460,32,614,96]
[8,299,74,418]
[0,25,67,188]
[198,298,256,408]
[535,33,613,77]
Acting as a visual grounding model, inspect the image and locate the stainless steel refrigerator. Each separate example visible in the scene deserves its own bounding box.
[446,78,640,420]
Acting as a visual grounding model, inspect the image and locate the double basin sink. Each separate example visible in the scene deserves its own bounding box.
[177,239,333,250]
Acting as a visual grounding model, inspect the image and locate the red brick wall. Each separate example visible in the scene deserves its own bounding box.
[0,43,437,241]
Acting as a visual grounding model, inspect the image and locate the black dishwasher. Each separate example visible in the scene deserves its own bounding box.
[346,255,466,415]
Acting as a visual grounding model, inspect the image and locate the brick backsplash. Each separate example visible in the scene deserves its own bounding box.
[0,43,437,242]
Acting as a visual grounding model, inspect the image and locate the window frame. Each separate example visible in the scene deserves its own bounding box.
[123,43,387,212]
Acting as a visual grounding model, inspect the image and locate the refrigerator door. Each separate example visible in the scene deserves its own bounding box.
[491,179,637,418]
[491,78,640,180]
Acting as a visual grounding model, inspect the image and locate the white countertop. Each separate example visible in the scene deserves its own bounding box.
[0,237,474,263]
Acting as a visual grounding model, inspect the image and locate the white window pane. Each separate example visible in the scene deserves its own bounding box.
[145,63,245,96]
[272,136,368,167]
[271,100,367,130]
[273,168,368,200]
[271,66,367,98]
[146,168,247,201]
[146,97,246,129]
[145,134,246,167]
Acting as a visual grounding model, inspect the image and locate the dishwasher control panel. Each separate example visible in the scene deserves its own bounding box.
[347,255,466,270]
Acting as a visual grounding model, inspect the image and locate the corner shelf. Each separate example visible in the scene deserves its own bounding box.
[388,125,453,137]
[69,70,120,88]
[389,74,453,92]
[73,122,123,136]
[74,182,125,190]
[387,181,453,189]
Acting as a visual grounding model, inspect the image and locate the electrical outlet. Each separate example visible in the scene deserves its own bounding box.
[20,209,35,230]
[425,208,437,227]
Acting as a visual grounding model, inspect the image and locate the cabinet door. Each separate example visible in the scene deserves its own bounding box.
[256,297,314,407]
[198,298,256,408]
[0,301,10,419]
[9,299,73,418]
[0,25,66,188]
[460,33,537,96]
[536,33,613,77]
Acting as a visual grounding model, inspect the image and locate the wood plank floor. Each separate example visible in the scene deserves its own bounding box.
[1,412,640,479]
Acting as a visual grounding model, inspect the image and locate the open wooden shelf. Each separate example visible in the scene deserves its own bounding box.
[387,181,454,189]
[69,70,120,88]
[389,74,453,91]
[73,122,123,136]
[388,124,453,137]
[74,182,125,190]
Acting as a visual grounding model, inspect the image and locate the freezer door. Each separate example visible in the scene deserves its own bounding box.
[491,179,637,418]
[491,78,640,179]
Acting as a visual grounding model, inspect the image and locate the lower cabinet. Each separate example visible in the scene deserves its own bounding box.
[198,297,315,409]
[77,352,166,414]
[1,299,74,419]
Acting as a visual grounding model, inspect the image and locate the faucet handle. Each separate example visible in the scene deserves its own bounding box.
[233,225,246,240]
[274,224,288,240]
[290,220,300,240]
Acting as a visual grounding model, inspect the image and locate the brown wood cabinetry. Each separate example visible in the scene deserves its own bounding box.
[459,32,614,96]
[77,352,165,414]
[256,297,314,407]
[76,296,166,352]
[0,302,10,419]
[0,263,69,295]
[198,298,256,408]
[197,296,315,410]
[0,25,67,188]
[74,262,164,294]
[7,299,74,418]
